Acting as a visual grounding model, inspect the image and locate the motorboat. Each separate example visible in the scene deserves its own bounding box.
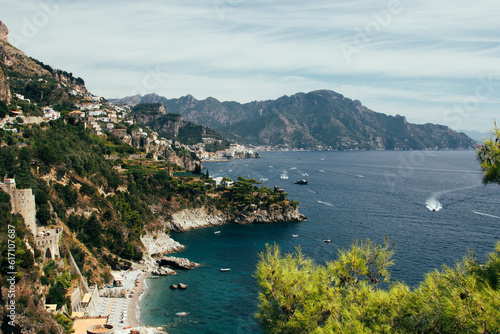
[294,179,308,185]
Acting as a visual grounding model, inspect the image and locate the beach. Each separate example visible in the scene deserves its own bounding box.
[126,271,147,327]
[77,270,162,334]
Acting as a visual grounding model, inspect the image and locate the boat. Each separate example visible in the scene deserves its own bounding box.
[292,234,298,238]
[220,268,231,272]
[214,231,221,234]
[280,171,289,179]
[294,179,308,185]
[324,239,331,243]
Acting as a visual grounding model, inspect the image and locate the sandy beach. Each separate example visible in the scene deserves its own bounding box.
[76,270,159,334]
[126,271,148,327]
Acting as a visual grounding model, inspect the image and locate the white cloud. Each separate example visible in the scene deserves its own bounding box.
[1,0,499,131]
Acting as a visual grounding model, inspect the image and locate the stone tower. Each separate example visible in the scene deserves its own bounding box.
[0,178,61,260]
[0,178,37,234]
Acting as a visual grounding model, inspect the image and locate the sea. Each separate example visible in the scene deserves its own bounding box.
[139,150,500,334]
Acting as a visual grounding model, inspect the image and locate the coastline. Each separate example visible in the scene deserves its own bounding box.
[110,271,161,334]
[126,271,147,327]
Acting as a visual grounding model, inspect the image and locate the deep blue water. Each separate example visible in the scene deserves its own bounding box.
[140,151,500,333]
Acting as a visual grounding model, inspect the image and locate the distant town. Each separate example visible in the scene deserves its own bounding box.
[0,91,261,162]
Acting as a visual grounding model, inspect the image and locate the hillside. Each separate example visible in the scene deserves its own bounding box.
[111,91,476,150]
[130,103,230,151]
[0,20,305,333]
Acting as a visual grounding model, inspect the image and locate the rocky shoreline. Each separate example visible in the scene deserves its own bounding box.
[127,205,306,331]
[165,206,307,232]
[135,206,306,276]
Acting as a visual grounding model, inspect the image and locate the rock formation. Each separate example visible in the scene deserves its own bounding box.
[157,256,196,270]
[137,233,184,274]
[0,20,10,104]
[167,206,307,232]
[168,207,225,231]
[0,20,8,43]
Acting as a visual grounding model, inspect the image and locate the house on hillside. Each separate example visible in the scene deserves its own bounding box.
[43,107,60,121]
[68,110,86,119]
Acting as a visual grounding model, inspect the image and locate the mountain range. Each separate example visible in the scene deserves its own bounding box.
[110,91,477,151]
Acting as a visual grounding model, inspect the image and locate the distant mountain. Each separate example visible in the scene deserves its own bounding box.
[111,91,476,151]
[461,130,493,144]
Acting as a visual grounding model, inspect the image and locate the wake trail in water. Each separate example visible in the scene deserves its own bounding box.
[317,200,334,207]
[472,211,500,219]
[425,185,480,212]
[425,197,443,211]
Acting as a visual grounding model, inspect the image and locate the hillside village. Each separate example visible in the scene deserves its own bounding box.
[0,92,259,163]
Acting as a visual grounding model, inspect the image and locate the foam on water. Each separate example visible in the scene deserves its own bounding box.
[425,197,443,211]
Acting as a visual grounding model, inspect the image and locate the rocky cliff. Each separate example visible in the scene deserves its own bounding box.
[0,20,87,106]
[0,20,10,104]
[0,20,8,43]
[167,206,307,232]
[167,207,226,231]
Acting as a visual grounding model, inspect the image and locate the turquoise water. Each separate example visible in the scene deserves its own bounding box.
[140,151,500,333]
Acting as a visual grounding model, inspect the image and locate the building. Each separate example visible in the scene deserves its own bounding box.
[0,178,62,259]
[43,107,61,121]
[69,110,86,119]
[0,178,36,233]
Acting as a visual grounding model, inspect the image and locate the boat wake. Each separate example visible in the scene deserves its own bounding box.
[472,211,500,219]
[317,200,334,207]
[425,197,443,212]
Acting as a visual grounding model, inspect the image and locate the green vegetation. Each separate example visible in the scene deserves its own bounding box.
[130,103,230,149]
[0,189,63,332]
[216,177,296,212]
[477,125,500,185]
[256,238,500,333]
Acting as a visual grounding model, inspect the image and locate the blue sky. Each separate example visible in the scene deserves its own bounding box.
[1,0,499,132]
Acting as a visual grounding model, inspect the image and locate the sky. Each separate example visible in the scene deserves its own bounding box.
[1,0,499,132]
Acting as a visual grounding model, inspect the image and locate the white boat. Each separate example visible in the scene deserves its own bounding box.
[292,234,298,238]
[176,312,189,317]
[214,231,221,234]
[323,239,331,243]
[220,268,231,272]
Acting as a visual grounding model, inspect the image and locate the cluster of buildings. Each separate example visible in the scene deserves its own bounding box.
[194,141,260,161]
[1,91,261,164]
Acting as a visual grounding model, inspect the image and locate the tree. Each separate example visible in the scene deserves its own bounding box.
[255,238,500,333]
[0,101,8,118]
[477,124,500,184]
[193,163,202,175]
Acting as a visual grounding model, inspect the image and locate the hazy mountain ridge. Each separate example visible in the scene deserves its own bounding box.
[111,90,476,150]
